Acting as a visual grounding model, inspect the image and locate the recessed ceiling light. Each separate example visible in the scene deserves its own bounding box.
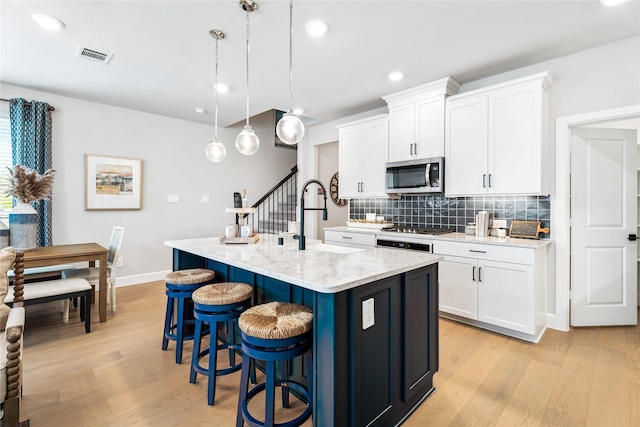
[32,13,65,31]
[215,83,229,93]
[305,20,328,37]
[388,71,405,81]
[195,108,205,114]
[600,0,627,5]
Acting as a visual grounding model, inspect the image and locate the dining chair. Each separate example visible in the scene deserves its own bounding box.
[61,226,125,316]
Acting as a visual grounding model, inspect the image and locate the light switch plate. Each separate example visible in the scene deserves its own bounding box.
[362,298,375,330]
[167,194,179,203]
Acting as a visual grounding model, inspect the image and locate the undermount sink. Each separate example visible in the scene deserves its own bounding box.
[314,243,364,254]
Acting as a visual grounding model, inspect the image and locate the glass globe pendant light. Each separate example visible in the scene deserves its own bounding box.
[205,30,227,163]
[235,0,260,156]
[275,0,305,145]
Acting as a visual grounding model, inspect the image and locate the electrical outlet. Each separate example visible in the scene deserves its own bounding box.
[362,298,375,330]
[116,258,124,268]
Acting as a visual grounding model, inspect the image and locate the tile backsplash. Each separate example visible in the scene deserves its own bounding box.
[349,195,551,238]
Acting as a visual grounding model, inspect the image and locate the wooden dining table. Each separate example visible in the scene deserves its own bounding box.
[22,243,109,322]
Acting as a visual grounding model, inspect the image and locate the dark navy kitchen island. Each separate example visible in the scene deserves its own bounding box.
[165,235,441,427]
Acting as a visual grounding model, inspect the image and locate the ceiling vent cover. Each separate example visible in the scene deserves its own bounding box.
[76,45,113,64]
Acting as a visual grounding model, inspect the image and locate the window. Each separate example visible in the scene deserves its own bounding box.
[0,116,12,223]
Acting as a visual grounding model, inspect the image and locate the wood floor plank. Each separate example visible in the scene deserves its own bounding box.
[495,359,559,427]
[18,282,639,427]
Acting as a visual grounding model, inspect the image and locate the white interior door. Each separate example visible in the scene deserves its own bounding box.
[571,128,637,326]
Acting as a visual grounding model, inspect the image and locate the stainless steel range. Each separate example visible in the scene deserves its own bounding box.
[376,226,454,252]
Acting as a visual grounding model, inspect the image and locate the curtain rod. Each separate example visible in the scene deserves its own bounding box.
[0,98,55,111]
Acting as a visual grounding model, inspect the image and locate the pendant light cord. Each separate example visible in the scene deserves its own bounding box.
[245,10,251,128]
[214,36,219,140]
[288,0,294,112]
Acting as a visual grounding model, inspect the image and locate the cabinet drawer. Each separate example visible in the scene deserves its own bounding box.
[325,230,376,247]
[433,240,533,265]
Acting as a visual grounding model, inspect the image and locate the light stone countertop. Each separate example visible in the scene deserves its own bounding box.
[165,234,442,294]
[326,226,552,249]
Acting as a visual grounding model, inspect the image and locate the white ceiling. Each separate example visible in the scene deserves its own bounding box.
[1,1,639,128]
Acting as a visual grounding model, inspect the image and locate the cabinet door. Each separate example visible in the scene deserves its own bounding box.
[488,86,542,194]
[477,260,534,334]
[338,126,363,198]
[388,104,415,162]
[415,97,445,159]
[445,96,488,196]
[438,255,478,319]
[362,119,389,197]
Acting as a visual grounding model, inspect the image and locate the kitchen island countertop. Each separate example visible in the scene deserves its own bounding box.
[165,233,442,294]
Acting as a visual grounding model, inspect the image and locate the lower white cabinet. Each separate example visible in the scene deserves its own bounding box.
[324,230,376,249]
[436,240,546,342]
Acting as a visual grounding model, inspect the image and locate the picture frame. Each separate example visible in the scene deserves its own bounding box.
[85,154,142,210]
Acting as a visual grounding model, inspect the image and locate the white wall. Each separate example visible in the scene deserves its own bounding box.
[0,84,297,285]
[316,141,347,238]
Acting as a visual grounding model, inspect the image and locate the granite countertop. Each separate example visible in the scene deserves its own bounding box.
[165,234,442,294]
[326,226,551,249]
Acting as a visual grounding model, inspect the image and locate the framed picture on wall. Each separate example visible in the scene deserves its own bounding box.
[85,154,142,210]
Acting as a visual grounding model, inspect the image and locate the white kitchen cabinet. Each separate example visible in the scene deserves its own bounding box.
[435,240,546,342]
[383,77,460,162]
[324,229,376,249]
[337,114,388,198]
[445,71,553,196]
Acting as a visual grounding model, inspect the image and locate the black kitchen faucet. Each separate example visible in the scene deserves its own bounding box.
[293,179,328,250]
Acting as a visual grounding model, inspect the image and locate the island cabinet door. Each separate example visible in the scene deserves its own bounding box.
[401,266,438,404]
[351,276,400,427]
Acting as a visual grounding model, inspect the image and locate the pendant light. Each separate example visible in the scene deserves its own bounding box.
[205,30,227,163]
[235,0,260,156]
[275,0,305,145]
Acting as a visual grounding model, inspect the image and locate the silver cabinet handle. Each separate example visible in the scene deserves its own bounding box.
[342,236,353,240]
[482,174,486,188]
[478,267,482,282]
[469,249,486,253]
[410,143,413,156]
[472,266,476,281]
[413,143,418,156]
[488,174,492,188]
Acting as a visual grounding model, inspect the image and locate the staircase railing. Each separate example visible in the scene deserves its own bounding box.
[249,166,298,235]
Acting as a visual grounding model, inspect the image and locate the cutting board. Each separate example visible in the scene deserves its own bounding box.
[509,220,549,239]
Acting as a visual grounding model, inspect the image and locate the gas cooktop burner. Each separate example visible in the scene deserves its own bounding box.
[390,227,454,235]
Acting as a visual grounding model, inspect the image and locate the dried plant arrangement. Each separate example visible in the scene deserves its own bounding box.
[5,165,57,203]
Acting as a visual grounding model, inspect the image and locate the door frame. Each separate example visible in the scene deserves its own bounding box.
[554,104,640,331]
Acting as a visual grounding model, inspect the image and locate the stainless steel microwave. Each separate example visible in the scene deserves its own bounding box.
[385,157,444,194]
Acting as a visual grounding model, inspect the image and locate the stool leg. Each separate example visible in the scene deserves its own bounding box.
[190,318,203,384]
[176,297,186,364]
[281,359,290,409]
[266,360,276,427]
[162,296,173,351]
[207,320,218,405]
[305,349,313,409]
[227,319,236,367]
[236,355,252,427]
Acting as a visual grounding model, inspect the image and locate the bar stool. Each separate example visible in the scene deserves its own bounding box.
[162,268,215,364]
[236,301,313,427]
[190,282,253,405]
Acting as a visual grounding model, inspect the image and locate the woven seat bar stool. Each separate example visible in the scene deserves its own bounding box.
[236,301,313,427]
[162,268,215,364]
[190,282,253,405]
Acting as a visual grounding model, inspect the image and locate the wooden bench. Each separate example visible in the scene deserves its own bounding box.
[4,278,92,333]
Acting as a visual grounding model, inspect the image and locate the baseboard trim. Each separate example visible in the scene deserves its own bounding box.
[112,270,171,288]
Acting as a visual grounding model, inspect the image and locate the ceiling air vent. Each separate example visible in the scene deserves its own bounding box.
[76,45,113,64]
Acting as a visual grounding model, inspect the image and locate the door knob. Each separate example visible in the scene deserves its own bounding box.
[628,234,637,241]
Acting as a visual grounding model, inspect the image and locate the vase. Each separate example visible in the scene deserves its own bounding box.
[9,202,38,251]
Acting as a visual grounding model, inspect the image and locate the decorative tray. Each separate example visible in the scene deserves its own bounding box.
[346,221,394,230]
[221,233,260,244]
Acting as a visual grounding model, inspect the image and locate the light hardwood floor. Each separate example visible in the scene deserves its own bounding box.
[20,281,640,427]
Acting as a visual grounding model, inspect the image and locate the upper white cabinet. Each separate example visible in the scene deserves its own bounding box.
[445,71,554,196]
[337,114,389,198]
[383,77,460,162]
